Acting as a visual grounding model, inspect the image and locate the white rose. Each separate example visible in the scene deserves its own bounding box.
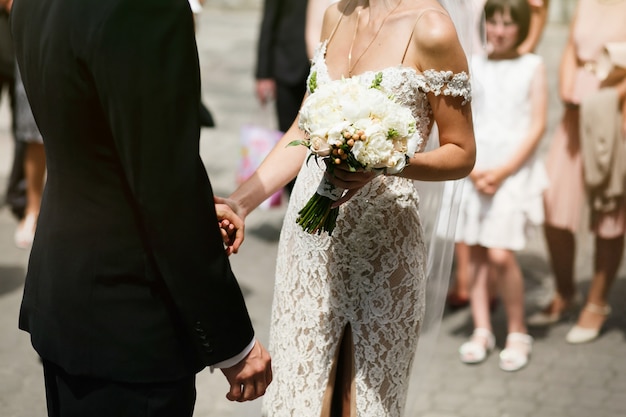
[340,94,373,122]
[385,153,408,174]
[326,121,351,146]
[406,132,420,155]
[357,124,394,167]
[309,135,331,157]
[383,106,414,138]
[351,140,365,161]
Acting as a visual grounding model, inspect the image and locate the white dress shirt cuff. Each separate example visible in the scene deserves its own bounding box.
[210,338,256,371]
[188,0,203,14]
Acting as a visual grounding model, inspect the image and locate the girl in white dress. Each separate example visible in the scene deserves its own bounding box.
[225,1,476,415]
[456,0,547,371]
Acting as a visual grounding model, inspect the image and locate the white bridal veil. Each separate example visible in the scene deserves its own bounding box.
[411,0,478,386]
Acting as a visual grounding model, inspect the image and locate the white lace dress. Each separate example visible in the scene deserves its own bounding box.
[261,42,471,417]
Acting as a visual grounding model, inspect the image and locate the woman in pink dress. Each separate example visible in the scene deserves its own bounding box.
[528,0,626,344]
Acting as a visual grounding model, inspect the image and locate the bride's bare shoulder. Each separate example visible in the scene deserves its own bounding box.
[411,5,459,53]
[405,3,468,72]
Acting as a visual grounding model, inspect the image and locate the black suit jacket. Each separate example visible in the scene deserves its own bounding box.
[11,0,254,383]
[255,0,310,86]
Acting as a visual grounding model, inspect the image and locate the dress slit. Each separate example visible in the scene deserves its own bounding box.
[320,323,356,417]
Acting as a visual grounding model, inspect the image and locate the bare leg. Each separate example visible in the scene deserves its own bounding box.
[459,245,495,364]
[448,242,471,307]
[575,235,624,329]
[321,324,355,417]
[542,224,578,313]
[490,248,532,371]
[469,245,492,332]
[489,248,527,335]
[451,242,498,310]
[24,142,46,218]
[14,142,46,248]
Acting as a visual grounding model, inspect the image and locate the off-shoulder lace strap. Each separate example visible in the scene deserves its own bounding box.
[401,8,448,64]
[420,70,471,104]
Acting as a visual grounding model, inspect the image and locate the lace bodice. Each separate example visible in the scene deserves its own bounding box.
[308,41,471,152]
[261,42,471,417]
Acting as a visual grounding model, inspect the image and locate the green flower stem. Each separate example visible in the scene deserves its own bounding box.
[296,193,340,235]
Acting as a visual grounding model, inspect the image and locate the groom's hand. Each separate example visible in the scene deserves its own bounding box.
[214,199,244,255]
[221,340,272,402]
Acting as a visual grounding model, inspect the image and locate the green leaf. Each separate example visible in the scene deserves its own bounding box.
[370,72,383,90]
[288,140,309,147]
[308,71,318,93]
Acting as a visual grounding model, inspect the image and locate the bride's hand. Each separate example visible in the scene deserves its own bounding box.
[326,162,378,207]
[214,197,245,255]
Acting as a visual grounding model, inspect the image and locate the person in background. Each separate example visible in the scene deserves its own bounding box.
[255,0,309,133]
[11,0,271,415]
[447,0,550,310]
[255,0,310,194]
[1,0,42,250]
[528,0,626,344]
[12,58,45,249]
[456,0,548,372]
[0,0,26,222]
[189,0,216,128]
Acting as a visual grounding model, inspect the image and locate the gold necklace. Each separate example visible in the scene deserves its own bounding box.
[347,1,402,77]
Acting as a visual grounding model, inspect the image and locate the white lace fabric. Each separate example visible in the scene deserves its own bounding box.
[261,42,471,417]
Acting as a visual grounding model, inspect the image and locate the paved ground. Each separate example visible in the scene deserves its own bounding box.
[0,5,625,417]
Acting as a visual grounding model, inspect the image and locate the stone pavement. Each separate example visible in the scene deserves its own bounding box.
[0,5,625,417]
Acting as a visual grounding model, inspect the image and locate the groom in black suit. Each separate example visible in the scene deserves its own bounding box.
[10,0,271,415]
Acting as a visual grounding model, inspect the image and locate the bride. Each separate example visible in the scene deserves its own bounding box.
[224,0,475,415]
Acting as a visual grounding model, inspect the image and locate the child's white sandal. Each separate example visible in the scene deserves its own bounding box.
[499,332,533,372]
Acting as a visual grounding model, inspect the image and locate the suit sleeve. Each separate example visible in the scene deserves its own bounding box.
[90,0,254,366]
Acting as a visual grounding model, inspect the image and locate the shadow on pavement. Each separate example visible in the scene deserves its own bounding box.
[0,265,26,296]
[248,222,281,242]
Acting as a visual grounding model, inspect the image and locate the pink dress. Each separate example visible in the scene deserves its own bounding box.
[543,0,626,238]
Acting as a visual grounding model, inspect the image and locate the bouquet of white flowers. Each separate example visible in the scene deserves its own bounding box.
[291,72,419,235]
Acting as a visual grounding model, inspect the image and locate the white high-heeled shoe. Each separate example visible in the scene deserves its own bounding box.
[566,303,611,344]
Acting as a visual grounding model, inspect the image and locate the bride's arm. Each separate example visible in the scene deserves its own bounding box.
[399,9,476,182]
[227,115,308,219]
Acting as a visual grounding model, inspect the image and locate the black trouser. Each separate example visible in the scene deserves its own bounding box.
[43,360,196,417]
[275,81,306,133]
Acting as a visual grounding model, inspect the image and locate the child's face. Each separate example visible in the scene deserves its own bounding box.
[485,8,520,57]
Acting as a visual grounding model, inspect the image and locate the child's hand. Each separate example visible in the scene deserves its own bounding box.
[471,168,508,196]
